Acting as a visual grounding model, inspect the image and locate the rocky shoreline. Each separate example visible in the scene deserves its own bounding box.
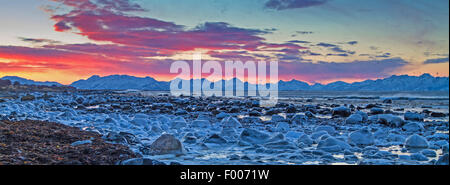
[0,90,449,165]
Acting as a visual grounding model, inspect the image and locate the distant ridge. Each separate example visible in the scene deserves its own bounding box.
[1,76,62,87]
[2,74,449,91]
[70,73,449,91]
[70,75,170,90]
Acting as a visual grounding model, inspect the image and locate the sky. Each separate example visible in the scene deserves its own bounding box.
[0,0,448,85]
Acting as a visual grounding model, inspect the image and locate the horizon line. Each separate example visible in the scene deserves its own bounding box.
[1,72,448,86]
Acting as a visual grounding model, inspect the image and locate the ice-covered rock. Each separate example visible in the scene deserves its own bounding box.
[264,140,297,150]
[371,114,405,127]
[221,116,242,128]
[239,128,270,145]
[291,114,307,124]
[182,133,197,144]
[435,154,449,165]
[370,108,384,115]
[311,130,329,140]
[104,117,117,124]
[271,114,286,122]
[430,112,446,117]
[355,111,368,121]
[348,128,375,146]
[131,118,148,127]
[216,112,230,119]
[170,116,187,129]
[104,131,139,145]
[405,134,429,149]
[157,115,171,124]
[421,149,437,157]
[387,133,406,143]
[402,122,424,132]
[276,122,290,133]
[304,111,315,118]
[204,134,228,145]
[404,111,424,121]
[285,131,303,139]
[134,113,149,120]
[296,133,313,147]
[175,109,188,115]
[192,120,210,128]
[71,140,92,147]
[317,137,351,152]
[332,106,351,117]
[410,153,428,161]
[345,114,363,124]
[315,126,336,135]
[149,134,184,155]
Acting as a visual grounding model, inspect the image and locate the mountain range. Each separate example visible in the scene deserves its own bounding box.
[1,76,62,87]
[1,74,448,91]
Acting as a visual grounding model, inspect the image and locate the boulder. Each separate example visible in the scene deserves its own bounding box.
[410,153,428,161]
[315,126,336,135]
[311,131,329,140]
[348,128,375,146]
[355,111,368,121]
[276,122,290,133]
[149,134,184,155]
[239,128,270,145]
[220,127,238,139]
[21,94,36,101]
[317,137,351,152]
[271,114,286,122]
[296,133,313,147]
[345,114,363,124]
[431,112,446,117]
[286,106,297,113]
[402,122,424,132]
[221,116,242,128]
[216,112,230,119]
[387,133,406,143]
[372,114,405,127]
[435,154,449,165]
[264,140,297,149]
[370,108,384,115]
[404,111,424,121]
[421,149,437,157]
[332,106,351,117]
[304,111,315,118]
[291,114,308,124]
[405,134,429,149]
[204,134,228,145]
[192,119,210,128]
